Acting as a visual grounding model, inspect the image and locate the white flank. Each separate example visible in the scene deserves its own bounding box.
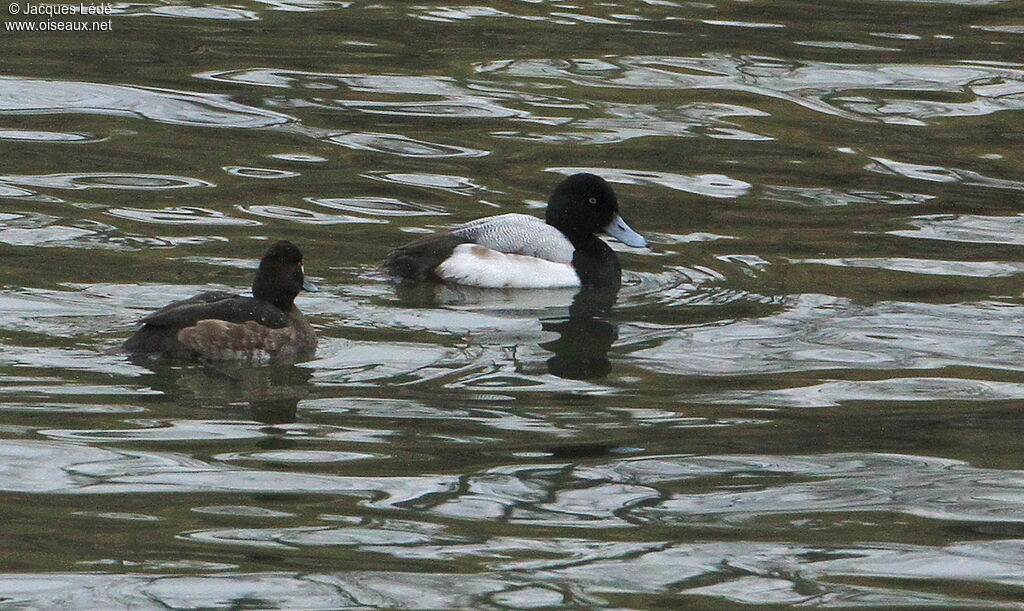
[436,244,581,288]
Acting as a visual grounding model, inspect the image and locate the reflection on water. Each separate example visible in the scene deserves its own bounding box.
[541,288,618,380]
[3,444,1024,607]
[3,0,1024,608]
[123,358,314,424]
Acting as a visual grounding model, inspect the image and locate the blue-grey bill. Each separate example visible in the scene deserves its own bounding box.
[603,214,647,248]
[302,278,319,292]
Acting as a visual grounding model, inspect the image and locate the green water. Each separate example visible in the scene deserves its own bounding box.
[2,0,1024,608]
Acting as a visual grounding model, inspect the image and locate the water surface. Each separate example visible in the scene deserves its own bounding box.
[3,0,1024,608]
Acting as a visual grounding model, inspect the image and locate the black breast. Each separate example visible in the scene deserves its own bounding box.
[571,237,622,288]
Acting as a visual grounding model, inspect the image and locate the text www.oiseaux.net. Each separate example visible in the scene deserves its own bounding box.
[5,3,114,31]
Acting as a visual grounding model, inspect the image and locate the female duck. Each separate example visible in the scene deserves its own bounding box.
[123,240,318,362]
[383,173,646,288]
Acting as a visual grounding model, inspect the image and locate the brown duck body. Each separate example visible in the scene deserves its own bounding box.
[124,294,316,362]
[123,241,317,363]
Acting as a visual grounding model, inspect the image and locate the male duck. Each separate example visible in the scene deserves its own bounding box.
[123,240,318,362]
[383,173,646,288]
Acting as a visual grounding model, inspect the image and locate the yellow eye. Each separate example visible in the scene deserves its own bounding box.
[588,197,598,205]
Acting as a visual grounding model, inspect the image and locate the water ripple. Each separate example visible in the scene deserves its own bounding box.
[198,68,468,96]
[411,5,514,22]
[363,172,492,196]
[41,420,282,443]
[238,205,386,225]
[268,152,328,162]
[0,77,295,128]
[549,167,751,198]
[119,4,260,20]
[795,257,1024,277]
[0,440,451,497]
[198,67,565,124]
[891,214,1024,245]
[0,172,213,190]
[626,295,1024,375]
[223,166,300,179]
[795,40,902,51]
[338,99,521,120]
[0,551,1014,610]
[764,185,934,206]
[191,505,296,517]
[692,377,1024,408]
[106,207,260,226]
[867,156,1024,189]
[974,25,1024,34]
[182,522,464,549]
[498,102,771,144]
[0,184,45,199]
[306,196,447,217]
[476,54,1024,125]
[0,129,100,143]
[2,437,1024,606]
[214,450,382,463]
[327,132,487,158]
[254,0,352,12]
[0,223,97,247]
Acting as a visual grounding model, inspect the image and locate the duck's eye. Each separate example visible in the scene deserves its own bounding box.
[588,197,598,205]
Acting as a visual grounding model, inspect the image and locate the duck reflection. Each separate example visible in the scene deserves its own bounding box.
[540,287,619,380]
[393,284,620,381]
[126,356,312,424]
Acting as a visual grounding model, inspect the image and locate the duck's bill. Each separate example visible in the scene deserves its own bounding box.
[603,214,647,248]
[302,278,319,292]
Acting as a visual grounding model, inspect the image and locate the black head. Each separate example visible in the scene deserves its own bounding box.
[544,173,647,249]
[545,173,620,242]
[252,240,308,311]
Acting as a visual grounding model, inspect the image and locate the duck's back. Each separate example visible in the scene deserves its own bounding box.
[384,213,576,285]
[452,214,574,263]
[139,292,289,329]
[123,291,297,359]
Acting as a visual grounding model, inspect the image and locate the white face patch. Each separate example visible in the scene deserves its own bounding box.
[437,244,581,289]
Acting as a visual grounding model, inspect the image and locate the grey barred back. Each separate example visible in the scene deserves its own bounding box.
[452,214,574,263]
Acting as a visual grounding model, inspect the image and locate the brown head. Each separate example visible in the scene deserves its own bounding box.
[252,240,316,311]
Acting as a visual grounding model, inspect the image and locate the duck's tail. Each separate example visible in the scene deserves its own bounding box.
[382,233,469,283]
